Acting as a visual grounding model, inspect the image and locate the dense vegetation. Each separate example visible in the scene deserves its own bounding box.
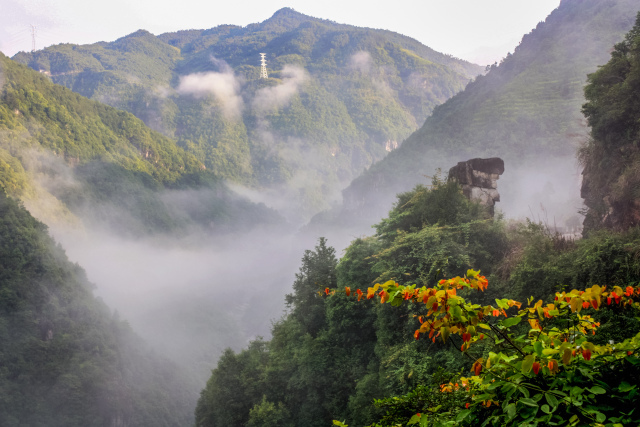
[196,11,640,426]
[0,189,196,426]
[0,53,282,236]
[331,0,640,229]
[196,177,640,426]
[581,11,640,231]
[13,8,483,219]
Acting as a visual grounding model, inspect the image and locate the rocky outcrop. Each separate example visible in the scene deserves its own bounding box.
[448,157,504,215]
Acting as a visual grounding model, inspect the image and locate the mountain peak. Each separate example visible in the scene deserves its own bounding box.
[259,7,316,31]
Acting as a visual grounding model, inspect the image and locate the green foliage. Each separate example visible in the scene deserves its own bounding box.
[198,174,640,427]
[195,341,270,427]
[0,189,196,426]
[247,396,294,427]
[285,237,338,337]
[581,11,640,231]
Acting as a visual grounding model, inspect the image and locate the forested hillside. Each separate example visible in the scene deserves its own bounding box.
[0,189,196,426]
[0,53,281,236]
[13,8,483,220]
[196,179,640,427]
[580,11,640,232]
[196,11,640,426]
[329,0,640,230]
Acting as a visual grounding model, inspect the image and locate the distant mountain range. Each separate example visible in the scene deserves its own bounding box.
[13,8,483,221]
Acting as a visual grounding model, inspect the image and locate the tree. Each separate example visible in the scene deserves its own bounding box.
[285,237,337,337]
[327,270,640,426]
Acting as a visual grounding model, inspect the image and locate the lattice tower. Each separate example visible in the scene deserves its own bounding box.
[259,53,268,79]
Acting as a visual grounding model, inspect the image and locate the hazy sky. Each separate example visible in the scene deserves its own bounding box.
[1,0,560,64]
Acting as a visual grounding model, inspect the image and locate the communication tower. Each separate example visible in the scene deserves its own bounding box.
[30,24,37,52]
[259,53,268,79]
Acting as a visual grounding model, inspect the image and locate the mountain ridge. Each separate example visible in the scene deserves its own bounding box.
[13,9,483,221]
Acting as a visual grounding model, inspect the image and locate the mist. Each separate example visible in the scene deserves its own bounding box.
[252,65,307,112]
[177,58,244,119]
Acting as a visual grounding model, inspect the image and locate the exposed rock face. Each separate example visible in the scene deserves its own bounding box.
[448,157,505,215]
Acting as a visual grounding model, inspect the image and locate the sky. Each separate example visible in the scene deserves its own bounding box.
[1,0,561,65]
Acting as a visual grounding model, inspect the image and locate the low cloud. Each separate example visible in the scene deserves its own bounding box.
[348,51,372,74]
[252,65,307,113]
[177,58,244,119]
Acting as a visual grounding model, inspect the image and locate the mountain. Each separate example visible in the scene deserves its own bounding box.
[13,8,483,221]
[0,53,282,237]
[0,189,196,426]
[322,0,640,231]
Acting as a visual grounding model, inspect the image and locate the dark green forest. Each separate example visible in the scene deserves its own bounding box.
[13,8,483,219]
[0,189,196,426]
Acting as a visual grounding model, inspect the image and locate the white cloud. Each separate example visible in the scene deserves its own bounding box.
[177,59,244,119]
[252,65,306,113]
[348,51,372,73]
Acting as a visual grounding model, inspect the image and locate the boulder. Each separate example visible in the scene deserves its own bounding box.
[448,157,504,215]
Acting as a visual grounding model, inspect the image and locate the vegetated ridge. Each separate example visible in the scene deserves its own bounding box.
[13,7,483,221]
[0,189,196,426]
[0,53,282,237]
[326,0,639,230]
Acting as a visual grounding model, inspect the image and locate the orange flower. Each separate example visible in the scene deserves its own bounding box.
[474,362,482,376]
[367,288,376,299]
[582,349,592,361]
[414,330,420,340]
[612,292,620,305]
[345,287,351,296]
[582,301,590,309]
[532,362,540,375]
[356,289,363,301]
[548,359,559,374]
[324,288,330,295]
[492,309,500,317]
[465,403,470,409]
[380,290,389,303]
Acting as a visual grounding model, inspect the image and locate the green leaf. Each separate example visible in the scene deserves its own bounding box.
[456,409,471,422]
[619,382,636,392]
[407,414,421,425]
[545,393,559,409]
[625,356,640,365]
[534,341,543,356]
[518,397,539,407]
[522,354,535,374]
[588,386,606,394]
[333,421,348,427]
[502,316,522,328]
[488,381,504,390]
[541,404,551,414]
[595,411,606,423]
[505,403,516,420]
